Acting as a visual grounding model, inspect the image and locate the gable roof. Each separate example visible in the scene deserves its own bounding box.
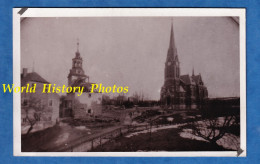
[192,75,202,84]
[180,75,192,85]
[21,72,49,86]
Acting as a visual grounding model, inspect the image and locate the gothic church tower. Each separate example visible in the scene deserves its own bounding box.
[164,23,180,86]
[161,23,181,106]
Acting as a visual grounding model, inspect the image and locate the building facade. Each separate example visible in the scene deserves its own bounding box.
[60,41,102,119]
[21,68,60,134]
[160,24,208,109]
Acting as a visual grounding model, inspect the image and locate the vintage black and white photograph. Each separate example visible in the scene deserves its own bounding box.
[13,8,246,156]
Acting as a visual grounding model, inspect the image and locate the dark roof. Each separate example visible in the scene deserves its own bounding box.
[192,75,202,84]
[21,72,49,86]
[180,75,190,84]
[180,74,196,85]
[71,78,92,87]
[71,78,98,92]
[72,82,94,89]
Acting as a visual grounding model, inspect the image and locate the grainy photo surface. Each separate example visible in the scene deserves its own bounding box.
[13,8,246,156]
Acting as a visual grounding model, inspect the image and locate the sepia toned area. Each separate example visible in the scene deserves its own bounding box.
[20,17,240,152]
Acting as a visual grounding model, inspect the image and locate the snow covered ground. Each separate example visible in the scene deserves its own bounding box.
[125,116,239,150]
[125,123,186,138]
[179,128,240,150]
[179,116,239,150]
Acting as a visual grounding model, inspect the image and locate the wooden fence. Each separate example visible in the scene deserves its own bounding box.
[50,112,194,152]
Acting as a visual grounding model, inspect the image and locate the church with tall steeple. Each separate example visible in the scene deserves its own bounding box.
[160,23,208,109]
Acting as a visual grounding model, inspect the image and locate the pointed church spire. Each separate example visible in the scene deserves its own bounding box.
[192,67,194,76]
[169,22,175,49]
[167,20,178,61]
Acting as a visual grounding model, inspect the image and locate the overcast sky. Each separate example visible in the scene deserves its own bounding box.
[21,17,239,100]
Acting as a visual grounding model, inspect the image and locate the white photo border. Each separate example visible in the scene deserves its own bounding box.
[13,8,246,157]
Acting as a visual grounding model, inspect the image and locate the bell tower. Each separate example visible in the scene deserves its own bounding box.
[68,39,89,86]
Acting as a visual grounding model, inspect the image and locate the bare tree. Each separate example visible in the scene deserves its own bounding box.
[191,115,238,147]
[24,97,47,136]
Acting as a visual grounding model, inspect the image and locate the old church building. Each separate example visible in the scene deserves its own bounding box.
[160,24,208,109]
[60,41,102,119]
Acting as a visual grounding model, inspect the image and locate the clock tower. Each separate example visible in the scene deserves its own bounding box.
[68,40,89,86]
[161,23,181,106]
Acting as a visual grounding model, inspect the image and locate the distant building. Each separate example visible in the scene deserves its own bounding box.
[160,24,208,109]
[21,68,60,134]
[60,41,102,119]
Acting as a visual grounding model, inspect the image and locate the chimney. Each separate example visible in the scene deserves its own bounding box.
[23,68,28,77]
